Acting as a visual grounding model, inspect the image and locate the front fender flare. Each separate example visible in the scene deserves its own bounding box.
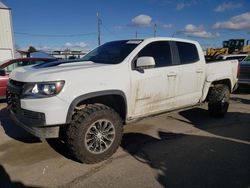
[66,90,127,123]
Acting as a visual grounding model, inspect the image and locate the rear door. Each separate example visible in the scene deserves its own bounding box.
[173,41,205,107]
[129,41,179,118]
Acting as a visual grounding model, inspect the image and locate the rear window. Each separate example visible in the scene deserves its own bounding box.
[176,42,199,64]
[226,56,246,61]
[216,56,224,60]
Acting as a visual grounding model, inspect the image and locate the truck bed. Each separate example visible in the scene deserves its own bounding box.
[205,59,239,91]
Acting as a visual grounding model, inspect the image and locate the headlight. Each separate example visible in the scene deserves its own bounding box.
[22,81,65,98]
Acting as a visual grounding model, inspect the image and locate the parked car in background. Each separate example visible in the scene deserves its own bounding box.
[0,58,57,99]
[238,55,250,86]
[216,54,248,62]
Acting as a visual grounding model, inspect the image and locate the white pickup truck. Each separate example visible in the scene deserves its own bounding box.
[7,37,239,163]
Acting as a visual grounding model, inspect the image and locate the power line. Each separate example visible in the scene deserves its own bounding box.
[102,23,122,39]
[14,32,96,37]
[154,24,157,37]
[137,31,152,36]
[97,11,101,46]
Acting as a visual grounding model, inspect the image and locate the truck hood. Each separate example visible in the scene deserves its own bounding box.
[9,60,110,82]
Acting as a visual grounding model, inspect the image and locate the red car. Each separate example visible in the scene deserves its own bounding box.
[0,58,57,99]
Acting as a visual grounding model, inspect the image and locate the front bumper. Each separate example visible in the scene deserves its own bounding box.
[6,79,69,138]
[9,108,60,138]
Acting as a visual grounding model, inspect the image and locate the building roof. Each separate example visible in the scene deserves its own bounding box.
[0,1,9,9]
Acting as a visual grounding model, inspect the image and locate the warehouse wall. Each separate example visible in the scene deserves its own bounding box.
[0,6,15,63]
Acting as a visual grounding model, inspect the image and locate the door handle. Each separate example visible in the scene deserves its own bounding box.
[196,69,204,73]
[167,72,177,77]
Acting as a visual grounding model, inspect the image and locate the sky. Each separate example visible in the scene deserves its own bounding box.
[2,0,250,51]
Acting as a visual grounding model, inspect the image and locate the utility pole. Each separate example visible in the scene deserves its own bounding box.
[154,24,157,37]
[97,11,101,46]
[135,31,138,38]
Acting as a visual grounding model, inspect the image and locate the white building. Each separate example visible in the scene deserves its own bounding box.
[50,50,88,59]
[0,1,15,63]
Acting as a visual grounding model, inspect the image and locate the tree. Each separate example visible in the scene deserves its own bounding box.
[28,46,37,53]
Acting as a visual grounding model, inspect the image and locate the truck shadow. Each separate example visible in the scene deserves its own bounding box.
[121,95,250,187]
[230,97,250,105]
[0,99,6,103]
[177,108,250,142]
[121,130,250,188]
[0,107,40,143]
[0,106,75,161]
[234,85,250,94]
[46,138,75,161]
[0,165,39,188]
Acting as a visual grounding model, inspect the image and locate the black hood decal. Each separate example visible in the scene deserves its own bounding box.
[33,59,85,69]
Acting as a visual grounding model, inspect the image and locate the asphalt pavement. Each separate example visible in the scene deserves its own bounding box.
[0,89,249,188]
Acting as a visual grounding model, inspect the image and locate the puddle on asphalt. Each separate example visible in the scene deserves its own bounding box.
[0,140,60,166]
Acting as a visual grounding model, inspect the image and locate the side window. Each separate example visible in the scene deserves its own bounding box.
[5,63,17,73]
[216,56,224,60]
[176,42,199,64]
[137,41,172,67]
[237,57,245,62]
[17,60,29,66]
[226,56,245,61]
[4,60,37,73]
[33,60,46,64]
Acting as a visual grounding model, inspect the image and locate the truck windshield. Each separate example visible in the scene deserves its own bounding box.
[81,40,142,64]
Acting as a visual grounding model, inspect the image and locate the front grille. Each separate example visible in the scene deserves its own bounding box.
[9,79,25,87]
[6,91,20,113]
[7,79,25,113]
[7,80,46,124]
[22,109,45,121]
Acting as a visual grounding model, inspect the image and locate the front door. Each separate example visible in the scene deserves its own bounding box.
[129,41,179,118]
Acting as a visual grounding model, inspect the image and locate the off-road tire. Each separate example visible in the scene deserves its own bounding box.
[208,84,230,118]
[65,104,123,164]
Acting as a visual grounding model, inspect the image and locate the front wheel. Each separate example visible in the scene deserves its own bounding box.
[208,84,230,118]
[65,104,123,164]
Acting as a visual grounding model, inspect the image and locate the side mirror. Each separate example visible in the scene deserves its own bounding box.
[136,56,155,69]
[0,69,6,76]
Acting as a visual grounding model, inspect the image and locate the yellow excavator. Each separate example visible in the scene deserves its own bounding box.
[206,39,250,59]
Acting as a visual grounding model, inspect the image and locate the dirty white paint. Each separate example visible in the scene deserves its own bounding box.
[131,66,179,117]
[9,37,239,126]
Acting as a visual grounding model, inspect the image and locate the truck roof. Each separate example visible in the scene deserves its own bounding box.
[143,37,199,44]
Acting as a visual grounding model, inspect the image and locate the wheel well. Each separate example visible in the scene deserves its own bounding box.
[205,79,231,101]
[76,94,126,122]
[211,79,231,90]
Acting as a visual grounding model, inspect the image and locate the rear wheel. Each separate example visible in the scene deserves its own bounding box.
[208,84,230,118]
[65,104,123,164]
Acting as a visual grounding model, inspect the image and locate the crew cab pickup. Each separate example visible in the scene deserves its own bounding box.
[7,37,239,163]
